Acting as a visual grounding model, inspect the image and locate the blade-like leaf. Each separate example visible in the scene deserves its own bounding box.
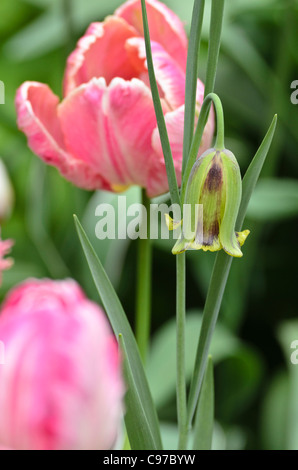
[182,0,205,174]
[140,0,180,206]
[74,215,162,450]
[119,334,157,450]
[236,114,278,230]
[193,356,214,450]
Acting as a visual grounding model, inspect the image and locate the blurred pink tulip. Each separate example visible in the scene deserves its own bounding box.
[15,0,214,197]
[0,279,123,450]
[0,237,13,287]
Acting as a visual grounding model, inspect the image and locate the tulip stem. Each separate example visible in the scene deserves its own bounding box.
[135,189,152,363]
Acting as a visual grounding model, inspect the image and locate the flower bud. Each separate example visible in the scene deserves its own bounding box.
[168,148,249,257]
[0,160,14,221]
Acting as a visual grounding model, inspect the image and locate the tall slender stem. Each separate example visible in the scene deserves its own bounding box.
[187,251,232,424]
[176,253,188,449]
[135,189,152,363]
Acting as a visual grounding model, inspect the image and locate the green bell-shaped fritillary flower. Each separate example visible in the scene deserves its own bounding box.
[167,148,249,257]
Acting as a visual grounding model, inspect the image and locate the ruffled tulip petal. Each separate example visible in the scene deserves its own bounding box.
[126,38,185,110]
[15,82,111,191]
[59,77,159,189]
[115,0,188,70]
[149,99,214,197]
[63,17,139,96]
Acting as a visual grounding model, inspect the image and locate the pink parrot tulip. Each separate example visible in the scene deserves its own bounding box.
[15,0,214,197]
[0,279,123,450]
[0,237,13,287]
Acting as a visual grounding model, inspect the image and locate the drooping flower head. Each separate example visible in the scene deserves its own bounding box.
[0,279,123,450]
[15,0,214,197]
[167,148,250,257]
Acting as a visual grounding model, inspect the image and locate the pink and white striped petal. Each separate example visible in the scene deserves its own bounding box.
[126,38,186,110]
[63,17,139,96]
[115,0,188,71]
[15,82,111,191]
[149,98,214,197]
[59,77,160,190]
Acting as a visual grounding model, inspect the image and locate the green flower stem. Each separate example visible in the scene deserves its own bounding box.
[187,251,232,424]
[213,95,225,151]
[181,93,225,204]
[135,189,152,363]
[176,253,188,449]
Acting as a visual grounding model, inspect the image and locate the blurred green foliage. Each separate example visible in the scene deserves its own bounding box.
[0,0,298,450]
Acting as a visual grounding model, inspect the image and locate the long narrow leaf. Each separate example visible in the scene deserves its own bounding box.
[182,0,205,174]
[74,215,162,450]
[119,335,157,450]
[236,114,278,230]
[193,356,214,450]
[140,0,180,206]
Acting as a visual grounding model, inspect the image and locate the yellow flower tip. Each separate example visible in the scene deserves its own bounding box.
[165,214,182,231]
[222,229,250,258]
[236,229,250,247]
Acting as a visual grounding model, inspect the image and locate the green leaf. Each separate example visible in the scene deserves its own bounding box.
[119,335,158,450]
[74,215,162,450]
[246,178,298,222]
[193,356,214,450]
[236,114,277,230]
[140,0,180,206]
[182,0,205,174]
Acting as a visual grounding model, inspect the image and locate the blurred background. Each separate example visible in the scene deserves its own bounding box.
[0,0,298,450]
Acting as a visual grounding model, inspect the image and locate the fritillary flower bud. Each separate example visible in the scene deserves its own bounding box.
[168,148,249,257]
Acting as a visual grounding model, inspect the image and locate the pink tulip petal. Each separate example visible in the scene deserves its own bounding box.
[63,17,139,96]
[126,38,185,110]
[149,99,214,197]
[115,0,187,70]
[15,82,111,191]
[59,77,159,189]
[0,279,123,450]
